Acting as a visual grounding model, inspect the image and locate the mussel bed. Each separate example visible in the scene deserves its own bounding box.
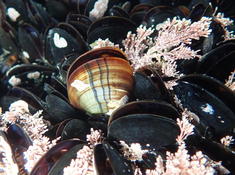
[0,0,235,175]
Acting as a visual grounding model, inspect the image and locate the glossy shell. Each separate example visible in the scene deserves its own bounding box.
[67,56,133,114]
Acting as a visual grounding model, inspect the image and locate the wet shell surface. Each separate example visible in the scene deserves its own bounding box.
[67,56,133,114]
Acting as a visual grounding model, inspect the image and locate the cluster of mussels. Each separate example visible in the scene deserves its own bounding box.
[0,0,235,174]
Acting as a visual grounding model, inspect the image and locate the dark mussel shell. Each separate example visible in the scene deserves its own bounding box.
[25,0,55,31]
[188,134,235,172]
[173,81,235,138]
[45,23,88,65]
[179,74,235,114]
[0,130,19,173]
[87,16,136,45]
[84,0,130,18]
[129,3,154,26]
[6,124,32,174]
[18,23,43,62]
[0,21,19,60]
[133,69,173,104]
[143,6,185,27]
[202,19,226,54]
[60,119,90,140]
[94,142,133,175]
[108,114,180,149]
[0,86,45,114]
[204,50,235,83]
[197,41,235,82]
[45,94,88,123]
[30,139,84,175]
[108,6,129,18]
[66,14,92,40]
[3,0,29,24]
[109,100,180,125]
[45,0,69,21]
[48,143,85,175]
[197,41,235,74]
[6,64,56,96]
[187,3,210,22]
[43,76,68,101]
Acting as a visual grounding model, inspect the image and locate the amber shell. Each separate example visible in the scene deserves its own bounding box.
[67,56,133,114]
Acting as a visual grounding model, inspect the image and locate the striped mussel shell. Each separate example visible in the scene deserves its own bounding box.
[67,47,134,114]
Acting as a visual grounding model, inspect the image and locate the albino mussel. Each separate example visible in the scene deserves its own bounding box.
[67,47,134,114]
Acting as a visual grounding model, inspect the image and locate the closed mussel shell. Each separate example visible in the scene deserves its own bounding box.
[179,74,235,114]
[94,142,133,175]
[68,56,133,114]
[0,131,19,174]
[205,50,235,82]
[108,114,180,149]
[61,119,90,140]
[133,70,172,103]
[45,24,88,65]
[143,6,185,27]
[66,14,92,40]
[87,16,136,45]
[7,124,32,174]
[18,23,43,62]
[173,81,235,138]
[30,139,84,175]
[109,100,180,125]
[48,143,85,175]
[197,42,235,74]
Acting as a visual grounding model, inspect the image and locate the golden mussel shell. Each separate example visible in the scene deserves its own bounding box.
[67,47,134,114]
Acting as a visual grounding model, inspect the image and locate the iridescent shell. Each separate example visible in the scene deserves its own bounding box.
[67,54,133,114]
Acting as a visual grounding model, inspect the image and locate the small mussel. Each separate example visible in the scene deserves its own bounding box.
[67,47,134,115]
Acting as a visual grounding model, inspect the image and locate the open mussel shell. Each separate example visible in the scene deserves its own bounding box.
[30,139,84,175]
[94,142,133,175]
[173,81,235,138]
[109,100,180,125]
[67,54,134,114]
[108,114,180,149]
[87,16,136,45]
